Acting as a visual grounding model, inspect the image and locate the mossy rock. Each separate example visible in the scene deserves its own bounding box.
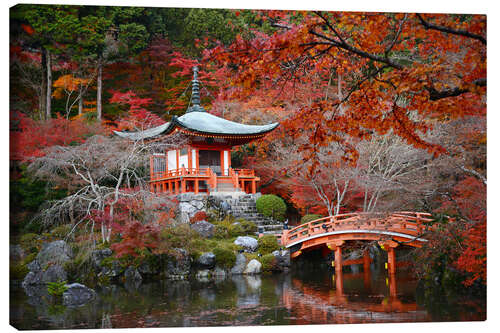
[50,224,72,239]
[213,247,236,269]
[260,254,277,272]
[10,263,29,280]
[256,194,287,221]
[258,235,280,255]
[234,219,257,234]
[19,233,41,253]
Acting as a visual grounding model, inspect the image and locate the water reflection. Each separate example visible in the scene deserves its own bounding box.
[10,265,485,329]
[283,269,426,325]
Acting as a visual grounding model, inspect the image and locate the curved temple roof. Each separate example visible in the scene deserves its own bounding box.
[114,66,279,141]
[114,111,279,140]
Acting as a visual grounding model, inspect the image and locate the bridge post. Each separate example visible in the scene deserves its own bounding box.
[363,248,371,272]
[327,240,345,273]
[378,240,399,275]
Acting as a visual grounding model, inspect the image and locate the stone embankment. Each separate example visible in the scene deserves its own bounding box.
[19,237,291,307]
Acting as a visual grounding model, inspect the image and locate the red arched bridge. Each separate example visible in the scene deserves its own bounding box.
[281,212,436,274]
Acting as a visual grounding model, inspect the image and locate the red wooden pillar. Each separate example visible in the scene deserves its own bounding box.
[149,155,154,180]
[363,249,371,272]
[194,179,199,194]
[174,181,179,194]
[335,268,344,296]
[387,247,396,275]
[335,247,343,273]
[389,270,397,298]
[181,179,186,193]
[327,240,345,273]
[251,180,256,194]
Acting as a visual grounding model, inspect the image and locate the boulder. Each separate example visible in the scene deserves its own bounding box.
[191,221,215,238]
[272,250,291,271]
[230,253,247,275]
[213,267,227,280]
[10,244,25,262]
[138,261,158,276]
[243,259,262,274]
[123,266,142,283]
[22,260,67,286]
[27,259,41,272]
[195,269,211,282]
[62,283,96,306]
[179,202,197,216]
[191,200,204,210]
[196,252,216,268]
[99,260,123,278]
[41,264,67,283]
[164,248,191,279]
[36,240,73,267]
[234,236,258,252]
[91,248,112,268]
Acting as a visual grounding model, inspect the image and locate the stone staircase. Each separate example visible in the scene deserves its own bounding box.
[226,194,284,236]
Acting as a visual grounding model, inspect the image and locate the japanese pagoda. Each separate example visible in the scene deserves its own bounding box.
[114,67,279,195]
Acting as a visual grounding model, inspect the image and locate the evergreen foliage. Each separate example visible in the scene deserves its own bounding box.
[256,194,287,221]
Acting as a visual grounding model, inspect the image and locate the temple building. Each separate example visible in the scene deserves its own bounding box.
[115,67,279,194]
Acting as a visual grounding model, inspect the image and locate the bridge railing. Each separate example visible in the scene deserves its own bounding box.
[282,211,436,246]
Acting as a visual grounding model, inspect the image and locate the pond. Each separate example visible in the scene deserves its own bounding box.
[10,264,485,329]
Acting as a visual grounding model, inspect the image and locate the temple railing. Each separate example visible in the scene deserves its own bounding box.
[206,167,217,190]
[232,168,255,177]
[151,167,212,181]
[151,167,257,182]
[228,168,240,190]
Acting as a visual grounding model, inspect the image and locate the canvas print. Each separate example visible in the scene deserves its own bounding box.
[9,3,486,329]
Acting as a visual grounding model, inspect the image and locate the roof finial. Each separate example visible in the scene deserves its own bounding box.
[185,66,206,113]
[191,66,201,106]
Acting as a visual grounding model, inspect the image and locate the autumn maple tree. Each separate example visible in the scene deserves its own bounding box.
[206,12,485,165]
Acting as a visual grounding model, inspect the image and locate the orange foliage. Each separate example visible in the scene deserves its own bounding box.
[206,12,486,169]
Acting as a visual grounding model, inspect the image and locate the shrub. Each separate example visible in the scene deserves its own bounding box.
[256,195,287,221]
[19,233,41,253]
[213,247,236,268]
[258,235,280,255]
[10,263,29,280]
[213,223,230,239]
[190,211,208,223]
[301,214,324,224]
[47,280,68,297]
[260,253,277,272]
[236,219,257,234]
[228,223,245,237]
[51,224,72,238]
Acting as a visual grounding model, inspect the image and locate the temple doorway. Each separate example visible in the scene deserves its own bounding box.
[199,150,221,175]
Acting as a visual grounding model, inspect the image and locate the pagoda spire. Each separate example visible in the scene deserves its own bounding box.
[187,66,205,113]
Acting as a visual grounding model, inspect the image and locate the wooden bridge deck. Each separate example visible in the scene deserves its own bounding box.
[280,212,436,272]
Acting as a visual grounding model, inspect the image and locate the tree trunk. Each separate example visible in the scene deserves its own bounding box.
[78,84,83,116]
[40,49,47,120]
[97,61,102,121]
[45,48,52,120]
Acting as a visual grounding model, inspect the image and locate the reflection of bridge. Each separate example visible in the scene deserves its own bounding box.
[282,270,429,324]
[281,212,435,274]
